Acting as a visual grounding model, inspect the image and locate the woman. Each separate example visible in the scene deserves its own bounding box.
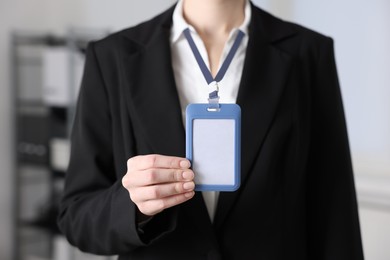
[58,0,364,259]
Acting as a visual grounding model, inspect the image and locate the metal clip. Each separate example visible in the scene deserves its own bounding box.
[208,81,220,111]
[207,81,219,93]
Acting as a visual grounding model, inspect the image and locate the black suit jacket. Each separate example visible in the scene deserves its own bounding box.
[58,3,364,260]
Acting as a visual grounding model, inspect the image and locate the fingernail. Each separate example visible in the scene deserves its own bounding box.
[180,160,191,168]
[184,191,195,198]
[183,182,195,190]
[182,171,194,180]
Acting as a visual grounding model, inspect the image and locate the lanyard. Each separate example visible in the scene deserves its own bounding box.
[183,28,245,108]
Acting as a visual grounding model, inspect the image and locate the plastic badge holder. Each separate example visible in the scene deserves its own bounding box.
[186,103,241,191]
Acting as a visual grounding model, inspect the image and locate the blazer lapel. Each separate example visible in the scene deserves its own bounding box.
[122,22,186,157]
[214,6,296,229]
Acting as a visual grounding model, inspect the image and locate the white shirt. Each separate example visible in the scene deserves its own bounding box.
[170,0,251,221]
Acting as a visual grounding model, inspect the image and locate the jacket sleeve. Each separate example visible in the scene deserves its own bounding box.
[57,42,177,255]
[306,38,364,260]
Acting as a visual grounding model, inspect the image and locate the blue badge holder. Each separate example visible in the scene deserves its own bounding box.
[186,103,241,191]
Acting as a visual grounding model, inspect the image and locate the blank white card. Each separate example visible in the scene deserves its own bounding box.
[193,119,235,186]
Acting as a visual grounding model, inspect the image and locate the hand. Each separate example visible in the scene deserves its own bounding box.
[122,154,195,217]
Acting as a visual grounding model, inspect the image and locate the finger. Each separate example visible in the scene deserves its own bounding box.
[127,154,191,171]
[137,191,195,216]
[124,168,194,187]
[130,181,195,202]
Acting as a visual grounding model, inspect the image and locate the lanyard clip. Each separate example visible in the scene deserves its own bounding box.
[207,81,219,93]
[208,81,220,110]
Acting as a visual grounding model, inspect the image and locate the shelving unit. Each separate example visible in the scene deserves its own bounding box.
[12,29,113,260]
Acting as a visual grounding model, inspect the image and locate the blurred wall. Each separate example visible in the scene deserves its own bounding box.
[1,0,389,259]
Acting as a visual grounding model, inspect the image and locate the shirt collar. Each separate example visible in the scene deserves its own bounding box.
[171,0,252,43]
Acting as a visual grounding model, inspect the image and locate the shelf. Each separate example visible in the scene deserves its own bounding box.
[12,29,108,260]
[16,226,52,260]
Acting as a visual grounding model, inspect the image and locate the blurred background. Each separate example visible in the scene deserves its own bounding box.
[0,0,389,259]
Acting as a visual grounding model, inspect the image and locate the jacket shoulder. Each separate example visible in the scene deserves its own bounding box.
[251,4,333,60]
[252,4,332,44]
[92,4,175,52]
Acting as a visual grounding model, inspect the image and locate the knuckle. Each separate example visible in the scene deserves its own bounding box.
[122,173,135,188]
[155,200,166,212]
[137,203,148,214]
[121,175,128,188]
[145,169,158,183]
[122,174,135,189]
[169,158,176,168]
[129,191,139,203]
[149,186,160,199]
[174,169,182,182]
[145,154,158,168]
[174,182,183,194]
[127,156,136,169]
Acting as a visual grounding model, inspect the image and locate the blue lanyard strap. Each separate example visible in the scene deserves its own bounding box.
[183,28,245,106]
